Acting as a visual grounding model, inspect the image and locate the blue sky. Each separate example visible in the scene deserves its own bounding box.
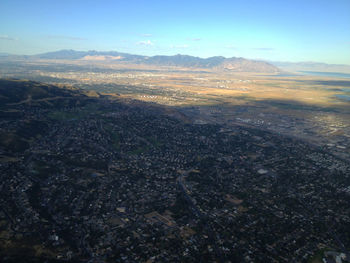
[0,0,349,64]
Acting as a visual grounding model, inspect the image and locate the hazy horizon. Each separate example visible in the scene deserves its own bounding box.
[3,48,350,68]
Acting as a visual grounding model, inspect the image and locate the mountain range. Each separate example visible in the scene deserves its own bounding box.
[4,49,350,74]
[7,50,280,73]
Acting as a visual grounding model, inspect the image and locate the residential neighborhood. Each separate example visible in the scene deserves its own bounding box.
[0,81,349,262]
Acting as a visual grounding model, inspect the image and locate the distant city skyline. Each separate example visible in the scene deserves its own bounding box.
[1,0,349,64]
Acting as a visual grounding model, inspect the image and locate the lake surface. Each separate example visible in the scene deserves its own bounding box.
[335,94,350,101]
[300,71,350,79]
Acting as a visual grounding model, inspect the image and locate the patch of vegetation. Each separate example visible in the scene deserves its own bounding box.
[31,160,60,179]
[48,103,105,121]
[111,133,120,150]
[0,132,29,152]
[47,111,82,121]
[16,120,48,139]
[307,248,332,263]
[0,237,63,263]
[128,146,149,155]
[147,136,164,148]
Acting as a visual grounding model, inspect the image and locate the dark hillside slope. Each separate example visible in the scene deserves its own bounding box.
[0,79,82,106]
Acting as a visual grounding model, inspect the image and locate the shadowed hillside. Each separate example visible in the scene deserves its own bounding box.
[0,79,83,106]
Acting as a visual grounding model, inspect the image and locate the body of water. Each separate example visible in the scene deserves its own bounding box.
[335,94,350,101]
[300,71,350,79]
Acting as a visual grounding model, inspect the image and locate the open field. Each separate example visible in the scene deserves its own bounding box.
[1,59,349,106]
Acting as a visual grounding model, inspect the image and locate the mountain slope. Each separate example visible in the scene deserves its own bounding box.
[0,79,83,106]
[216,57,279,72]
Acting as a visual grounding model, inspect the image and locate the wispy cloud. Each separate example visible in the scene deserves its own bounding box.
[184,37,202,42]
[252,47,275,51]
[170,44,189,49]
[0,35,18,41]
[225,45,238,49]
[46,35,87,41]
[141,33,152,37]
[137,40,154,46]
